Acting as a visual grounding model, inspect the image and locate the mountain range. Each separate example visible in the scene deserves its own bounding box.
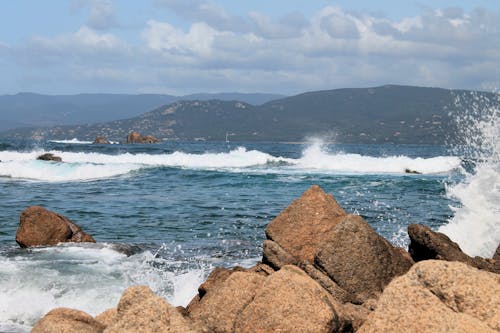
[0,85,492,144]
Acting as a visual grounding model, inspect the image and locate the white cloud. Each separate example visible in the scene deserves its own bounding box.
[3,3,500,94]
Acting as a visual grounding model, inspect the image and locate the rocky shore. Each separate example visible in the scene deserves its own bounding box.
[20,185,499,333]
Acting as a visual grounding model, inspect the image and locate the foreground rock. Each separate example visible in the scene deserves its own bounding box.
[105,286,199,333]
[358,260,500,333]
[188,265,349,333]
[32,308,105,333]
[264,185,346,264]
[16,206,95,248]
[93,136,110,144]
[315,214,414,303]
[125,131,161,144]
[264,185,413,304]
[37,153,62,162]
[408,224,499,273]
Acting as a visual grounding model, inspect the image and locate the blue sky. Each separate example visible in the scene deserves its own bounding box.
[0,0,499,95]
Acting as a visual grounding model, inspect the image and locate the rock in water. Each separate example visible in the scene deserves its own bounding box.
[264,185,346,263]
[32,308,105,333]
[93,136,110,144]
[314,214,414,303]
[408,224,499,273]
[125,131,161,144]
[358,260,500,333]
[15,206,95,248]
[37,153,62,162]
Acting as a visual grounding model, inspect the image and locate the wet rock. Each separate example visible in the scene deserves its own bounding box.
[105,286,198,333]
[37,153,62,162]
[15,206,95,248]
[408,224,499,273]
[314,214,414,304]
[125,131,161,144]
[404,168,421,174]
[265,185,346,263]
[32,308,105,333]
[93,136,110,144]
[234,265,345,333]
[358,260,500,333]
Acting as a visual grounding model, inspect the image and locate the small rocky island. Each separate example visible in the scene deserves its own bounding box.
[19,185,499,333]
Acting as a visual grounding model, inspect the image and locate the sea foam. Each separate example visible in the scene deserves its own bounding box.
[0,143,460,182]
[439,92,499,258]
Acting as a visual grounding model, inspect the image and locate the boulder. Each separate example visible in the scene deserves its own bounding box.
[93,136,110,144]
[408,224,499,273]
[32,308,105,333]
[188,271,266,333]
[494,244,500,261]
[104,286,198,333]
[234,265,346,333]
[358,260,500,333]
[15,206,95,248]
[314,214,414,303]
[265,185,346,263]
[37,153,62,162]
[95,308,117,328]
[126,131,160,144]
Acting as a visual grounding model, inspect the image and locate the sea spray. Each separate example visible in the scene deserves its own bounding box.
[439,91,500,258]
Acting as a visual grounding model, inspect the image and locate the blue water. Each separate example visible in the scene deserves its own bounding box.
[0,139,485,332]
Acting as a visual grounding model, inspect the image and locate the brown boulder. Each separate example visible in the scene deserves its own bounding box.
[37,153,62,162]
[358,260,500,333]
[265,185,346,263]
[93,136,110,144]
[32,308,105,333]
[234,265,345,333]
[494,244,500,261]
[314,214,414,303]
[95,308,117,328]
[408,224,498,273]
[15,206,95,248]
[125,131,160,144]
[188,271,266,333]
[104,286,198,333]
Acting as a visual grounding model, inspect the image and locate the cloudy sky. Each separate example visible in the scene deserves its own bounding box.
[0,0,499,95]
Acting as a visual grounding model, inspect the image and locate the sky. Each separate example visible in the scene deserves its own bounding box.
[0,0,499,95]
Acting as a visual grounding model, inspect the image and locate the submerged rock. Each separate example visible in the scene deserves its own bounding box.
[37,153,62,162]
[125,131,161,144]
[358,260,500,333]
[15,206,95,248]
[408,224,499,273]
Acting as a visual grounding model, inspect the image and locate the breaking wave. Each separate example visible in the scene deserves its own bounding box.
[0,142,461,182]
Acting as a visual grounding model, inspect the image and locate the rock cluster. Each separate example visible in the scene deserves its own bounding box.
[29,185,499,332]
[125,131,161,144]
[16,206,95,248]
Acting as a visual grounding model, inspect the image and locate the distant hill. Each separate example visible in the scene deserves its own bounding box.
[0,85,493,144]
[0,92,284,131]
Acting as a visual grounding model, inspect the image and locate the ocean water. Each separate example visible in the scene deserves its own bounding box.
[0,96,498,332]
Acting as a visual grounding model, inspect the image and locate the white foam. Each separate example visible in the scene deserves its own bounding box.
[439,92,499,257]
[0,143,460,182]
[49,138,93,144]
[293,142,460,174]
[0,243,213,331]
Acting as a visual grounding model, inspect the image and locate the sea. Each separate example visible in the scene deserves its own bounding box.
[0,95,498,332]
